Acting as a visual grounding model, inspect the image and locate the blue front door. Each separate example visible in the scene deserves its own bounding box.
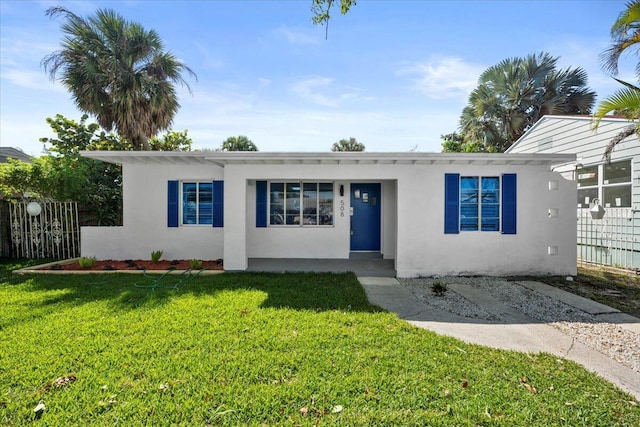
[350,183,381,251]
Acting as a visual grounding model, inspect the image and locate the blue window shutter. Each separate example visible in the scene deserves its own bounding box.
[256,181,267,227]
[167,180,179,227]
[444,173,460,234]
[212,180,224,227]
[502,173,517,234]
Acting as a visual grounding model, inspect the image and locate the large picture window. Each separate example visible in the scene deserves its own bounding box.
[269,182,334,226]
[577,159,631,208]
[182,182,213,225]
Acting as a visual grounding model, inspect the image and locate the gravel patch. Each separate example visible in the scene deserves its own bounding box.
[399,276,640,373]
[400,277,501,321]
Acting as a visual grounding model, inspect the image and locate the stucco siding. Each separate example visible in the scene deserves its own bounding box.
[81,226,224,261]
[244,178,398,261]
[232,162,397,261]
[228,161,576,277]
[82,162,225,261]
[80,151,576,277]
[394,166,575,277]
[382,180,397,261]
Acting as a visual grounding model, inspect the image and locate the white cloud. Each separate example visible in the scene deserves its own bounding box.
[274,26,320,46]
[553,41,608,78]
[192,43,226,71]
[0,32,65,92]
[398,56,485,100]
[1,68,64,92]
[550,39,638,102]
[175,105,457,153]
[291,76,338,107]
[257,78,272,87]
[290,76,364,108]
[3,74,461,156]
[0,39,58,59]
[176,82,255,113]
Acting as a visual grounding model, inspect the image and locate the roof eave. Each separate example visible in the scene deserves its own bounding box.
[81,151,575,167]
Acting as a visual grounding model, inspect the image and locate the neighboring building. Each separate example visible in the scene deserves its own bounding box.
[0,147,32,163]
[507,115,640,269]
[80,151,576,278]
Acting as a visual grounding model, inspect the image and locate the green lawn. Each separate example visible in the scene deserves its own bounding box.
[1,260,638,426]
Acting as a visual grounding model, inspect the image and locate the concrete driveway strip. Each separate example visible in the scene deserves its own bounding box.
[358,276,640,401]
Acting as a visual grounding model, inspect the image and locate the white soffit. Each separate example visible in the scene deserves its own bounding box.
[80,151,575,167]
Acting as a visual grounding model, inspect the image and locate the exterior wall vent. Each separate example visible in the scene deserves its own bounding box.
[538,137,553,151]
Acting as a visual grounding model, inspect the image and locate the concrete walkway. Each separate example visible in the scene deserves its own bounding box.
[359,276,640,400]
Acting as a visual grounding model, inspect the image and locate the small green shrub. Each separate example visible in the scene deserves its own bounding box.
[78,256,96,268]
[189,259,203,270]
[431,280,447,296]
[151,250,163,262]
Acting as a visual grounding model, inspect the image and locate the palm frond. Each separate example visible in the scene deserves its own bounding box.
[613,77,640,90]
[592,86,640,129]
[459,51,596,150]
[600,1,640,77]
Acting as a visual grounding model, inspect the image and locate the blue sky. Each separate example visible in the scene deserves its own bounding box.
[0,0,635,155]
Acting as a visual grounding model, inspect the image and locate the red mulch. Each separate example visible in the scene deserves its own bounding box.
[56,259,223,271]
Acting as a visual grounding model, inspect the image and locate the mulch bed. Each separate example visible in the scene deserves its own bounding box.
[53,259,224,271]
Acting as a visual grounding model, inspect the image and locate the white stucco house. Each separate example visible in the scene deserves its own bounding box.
[80,151,577,277]
[507,115,640,269]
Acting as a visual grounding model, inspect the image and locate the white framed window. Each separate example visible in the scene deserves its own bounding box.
[181,182,213,225]
[460,176,500,231]
[577,159,631,208]
[269,181,334,226]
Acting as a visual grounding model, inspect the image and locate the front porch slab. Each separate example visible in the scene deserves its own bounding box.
[247,257,395,277]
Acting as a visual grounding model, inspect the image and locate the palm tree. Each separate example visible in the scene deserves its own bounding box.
[331,137,365,152]
[42,7,196,150]
[460,52,595,152]
[600,1,640,78]
[221,135,258,151]
[594,1,640,159]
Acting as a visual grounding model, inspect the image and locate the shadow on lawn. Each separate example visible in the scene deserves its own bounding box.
[2,264,380,329]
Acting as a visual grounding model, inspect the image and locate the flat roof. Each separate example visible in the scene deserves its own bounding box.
[81,151,575,167]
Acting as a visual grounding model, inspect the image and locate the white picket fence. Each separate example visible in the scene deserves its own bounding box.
[8,201,79,259]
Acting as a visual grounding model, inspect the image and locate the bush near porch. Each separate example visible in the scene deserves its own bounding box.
[1,260,638,426]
